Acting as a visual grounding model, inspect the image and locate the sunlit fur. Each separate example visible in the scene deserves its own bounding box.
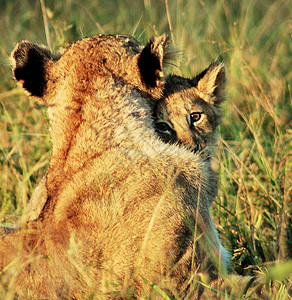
[0,34,228,298]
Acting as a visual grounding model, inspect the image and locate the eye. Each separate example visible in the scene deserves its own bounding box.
[155,121,172,133]
[189,112,202,126]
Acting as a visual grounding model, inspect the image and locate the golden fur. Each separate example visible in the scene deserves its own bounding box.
[21,63,226,225]
[0,34,229,298]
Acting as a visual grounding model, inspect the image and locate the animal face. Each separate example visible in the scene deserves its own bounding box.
[155,63,226,155]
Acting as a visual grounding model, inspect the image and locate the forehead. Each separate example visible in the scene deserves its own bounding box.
[161,75,215,116]
[164,75,201,107]
[164,75,193,96]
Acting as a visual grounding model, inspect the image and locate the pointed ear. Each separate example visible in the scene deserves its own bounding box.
[194,62,226,105]
[11,41,57,99]
[137,34,170,90]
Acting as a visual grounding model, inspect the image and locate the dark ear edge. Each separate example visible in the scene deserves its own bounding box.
[11,41,56,98]
[137,34,169,89]
[193,62,226,105]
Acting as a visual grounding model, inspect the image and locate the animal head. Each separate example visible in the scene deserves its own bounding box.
[10,34,173,206]
[11,34,171,105]
[155,63,226,155]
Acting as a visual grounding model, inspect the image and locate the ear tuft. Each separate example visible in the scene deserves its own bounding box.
[194,62,226,105]
[138,34,170,89]
[11,41,54,98]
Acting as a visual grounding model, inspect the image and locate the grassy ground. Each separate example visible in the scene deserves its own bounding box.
[0,0,291,298]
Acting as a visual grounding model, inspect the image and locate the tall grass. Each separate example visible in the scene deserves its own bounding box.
[0,0,291,298]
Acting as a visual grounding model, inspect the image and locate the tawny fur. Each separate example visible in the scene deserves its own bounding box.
[0,34,228,299]
[21,63,226,225]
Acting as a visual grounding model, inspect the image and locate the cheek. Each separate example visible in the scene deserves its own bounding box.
[206,109,218,131]
[195,121,213,143]
[195,120,216,146]
[201,120,213,133]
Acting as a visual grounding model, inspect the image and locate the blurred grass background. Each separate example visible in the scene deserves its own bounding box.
[0,0,291,298]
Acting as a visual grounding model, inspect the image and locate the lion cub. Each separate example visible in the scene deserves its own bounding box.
[154,63,229,267]
[155,62,225,160]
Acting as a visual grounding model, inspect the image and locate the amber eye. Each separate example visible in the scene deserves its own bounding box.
[190,112,202,125]
[155,122,172,133]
